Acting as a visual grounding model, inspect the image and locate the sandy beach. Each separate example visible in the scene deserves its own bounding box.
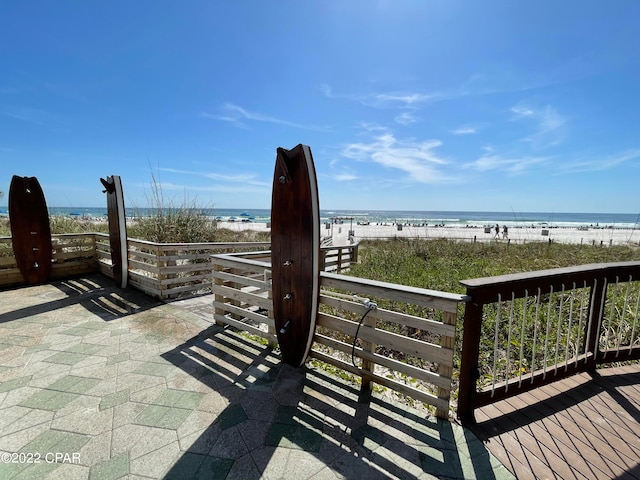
[217,221,640,247]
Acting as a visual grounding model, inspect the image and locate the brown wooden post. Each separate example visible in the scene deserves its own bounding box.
[266,270,277,348]
[360,313,376,392]
[457,294,484,425]
[213,261,226,327]
[585,276,607,369]
[436,310,457,419]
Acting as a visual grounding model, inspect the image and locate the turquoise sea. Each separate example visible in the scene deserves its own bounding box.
[1,207,638,230]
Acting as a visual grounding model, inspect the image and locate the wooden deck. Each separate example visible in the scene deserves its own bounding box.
[468,364,640,480]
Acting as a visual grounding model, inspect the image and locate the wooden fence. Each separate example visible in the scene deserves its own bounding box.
[211,251,467,418]
[457,261,640,424]
[0,233,97,286]
[1,233,356,299]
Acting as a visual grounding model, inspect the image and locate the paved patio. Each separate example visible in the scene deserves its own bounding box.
[0,274,514,479]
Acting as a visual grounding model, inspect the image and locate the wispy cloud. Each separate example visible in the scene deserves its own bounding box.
[555,149,640,174]
[511,104,567,148]
[394,112,418,125]
[450,127,477,135]
[466,153,550,175]
[321,84,437,108]
[341,131,455,183]
[202,103,327,131]
[159,167,269,187]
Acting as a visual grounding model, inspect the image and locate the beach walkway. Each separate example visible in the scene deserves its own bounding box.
[0,275,512,479]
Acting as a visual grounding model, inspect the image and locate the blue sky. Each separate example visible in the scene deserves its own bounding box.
[1,1,639,213]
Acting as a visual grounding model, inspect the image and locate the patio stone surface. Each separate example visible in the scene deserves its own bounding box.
[0,275,514,479]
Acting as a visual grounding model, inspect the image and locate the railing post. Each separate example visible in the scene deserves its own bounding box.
[436,310,457,419]
[213,261,226,327]
[352,243,358,263]
[360,313,376,392]
[585,277,607,369]
[457,295,484,425]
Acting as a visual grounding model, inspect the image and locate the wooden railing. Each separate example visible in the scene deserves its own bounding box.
[0,233,97,286]
[2,232,357,298]
[457,261,640,424]
[320,244,358,273]
[211,252,466,418]
[95,233,271,299]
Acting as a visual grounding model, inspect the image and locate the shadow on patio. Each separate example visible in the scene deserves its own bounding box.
[0,275,511,479]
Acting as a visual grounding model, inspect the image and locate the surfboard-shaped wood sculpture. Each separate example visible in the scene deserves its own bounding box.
[271,144,320,367]
[100,175,128,288]
[8,176,53,284]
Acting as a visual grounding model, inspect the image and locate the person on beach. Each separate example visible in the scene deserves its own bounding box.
[502,225,508,239]
[494,224,500,239]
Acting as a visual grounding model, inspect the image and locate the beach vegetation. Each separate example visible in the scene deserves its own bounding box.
[337,238,640,410]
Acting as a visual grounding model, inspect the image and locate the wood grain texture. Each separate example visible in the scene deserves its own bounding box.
[270,144,320,367]
[8,176,52,284]
[101,175,128,288]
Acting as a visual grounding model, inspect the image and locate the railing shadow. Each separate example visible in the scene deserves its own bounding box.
[470,368,640,480]
[160,325,503,479]
[0,274,162,324]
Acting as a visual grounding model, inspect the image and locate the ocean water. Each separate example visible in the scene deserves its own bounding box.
[1,207,637,229]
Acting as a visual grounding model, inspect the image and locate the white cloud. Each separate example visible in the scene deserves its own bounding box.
[466,154,550,175]
[159,167,269,187]
[555,149,640,174]
[511,103,567,148]
[394,112,418,125]
[450,127,476,135]
[321,84,437,108]
[202,103,327,131]
[341,132,453,183]
[375,93,434,105]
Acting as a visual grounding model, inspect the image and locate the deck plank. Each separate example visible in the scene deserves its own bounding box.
[470,366,640,480]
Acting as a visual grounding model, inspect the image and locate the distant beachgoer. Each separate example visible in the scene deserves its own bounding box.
[502,225,508,239]
[494,224,500,238]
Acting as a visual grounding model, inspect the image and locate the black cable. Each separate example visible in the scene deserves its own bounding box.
[351,304,376,369]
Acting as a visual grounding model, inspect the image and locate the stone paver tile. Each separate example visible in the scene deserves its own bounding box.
[65,343,104,355]
[111,424,177,460]
[130,441,181,478]
[115,372,165,393]
[47,375,102,394]
[209,426,249,459]
[133,361,175,378]
[20,429,90,455]
[19,389,79,411]
[112,402,148,429]
[152,389,205,410]
[0,406,54,436]
[89,452,129,480]
[99,389,130,411]
[24,344,50,354]
[76,430,112,467]
[52,390,101,418]
[264,422,323,452]
[134,405,192,430]
[176,410,219,441]
[0,376,32,393]
[0,459,59,480]
[226,452,261,480]
[44,462,90,480]
[51,404,114,436]
[60,327,93,337]
[0,422,52,452]
[218,404,248,430]
[105,352,129,365]
[44,352,88,365]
